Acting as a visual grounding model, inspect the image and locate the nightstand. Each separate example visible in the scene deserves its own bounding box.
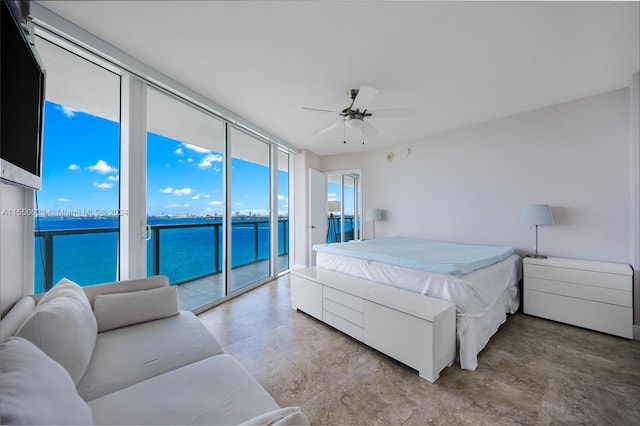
[523,256,633,339]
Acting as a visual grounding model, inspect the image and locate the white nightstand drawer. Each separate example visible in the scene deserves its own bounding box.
[524,289,633,338]
[525,276,632,307]
[524,264,631,291]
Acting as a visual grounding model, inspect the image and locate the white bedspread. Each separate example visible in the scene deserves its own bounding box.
[313,237,515,276]
[316,251,521,315]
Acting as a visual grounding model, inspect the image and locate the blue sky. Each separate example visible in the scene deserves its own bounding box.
[39,101,288,217]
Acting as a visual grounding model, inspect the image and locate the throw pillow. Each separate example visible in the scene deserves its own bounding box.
[16,284,97,384]
[0,337,94,425]
[93,285,179,332]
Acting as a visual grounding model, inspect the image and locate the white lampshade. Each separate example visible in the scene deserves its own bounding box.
[326,200,341,212]
[366,208,382,222]
[520,204,554,226]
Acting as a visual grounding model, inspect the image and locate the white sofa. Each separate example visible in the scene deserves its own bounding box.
[0,275,308,425]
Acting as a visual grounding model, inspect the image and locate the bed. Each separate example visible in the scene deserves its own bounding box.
[312,237,522,371]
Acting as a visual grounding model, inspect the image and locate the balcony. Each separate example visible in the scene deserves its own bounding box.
[35,219,289,311]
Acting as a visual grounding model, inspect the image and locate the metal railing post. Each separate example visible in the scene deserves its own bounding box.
[253,222,259,262]
[153,227,160,276]
[213,224,220,273]
[42,232,54,291]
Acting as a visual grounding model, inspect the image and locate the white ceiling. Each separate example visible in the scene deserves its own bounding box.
[36,1,639,156]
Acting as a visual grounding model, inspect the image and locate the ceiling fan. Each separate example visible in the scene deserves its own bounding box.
[303,86,416,143]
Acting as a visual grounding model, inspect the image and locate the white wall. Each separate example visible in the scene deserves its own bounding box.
[321,88,636,321]
[0,183,32,317]
[292,150,321,268]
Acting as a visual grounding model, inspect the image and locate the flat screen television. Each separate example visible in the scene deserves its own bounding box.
[1,0,46,190]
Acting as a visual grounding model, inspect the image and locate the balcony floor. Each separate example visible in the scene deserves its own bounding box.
[176,254,289,311]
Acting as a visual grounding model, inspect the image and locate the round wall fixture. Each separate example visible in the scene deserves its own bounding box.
[386,152,395,162]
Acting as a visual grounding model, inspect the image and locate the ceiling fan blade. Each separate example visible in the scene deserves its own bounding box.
[314,119,343,135]
[302,107,341,113]
[363,120,378,137]
[352,86,378,110]
[368,106,416,118]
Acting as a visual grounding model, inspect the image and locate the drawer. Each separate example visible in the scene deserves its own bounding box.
[323,310,364,342]
[324,298,364,327]
[290,275,323,320]
[524,289,633,339]
[324,286,363,312]
[525,277,632,307]
[524,264,631,292]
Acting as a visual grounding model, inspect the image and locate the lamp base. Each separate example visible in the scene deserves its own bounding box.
[525,254,548,259]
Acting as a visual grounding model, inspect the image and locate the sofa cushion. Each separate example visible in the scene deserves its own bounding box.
[89,354,281,425]
[77,311,224,401]
[0,337,94,425]
[16,280,97,385]
[0,297,35,342]
[94,285,178,332]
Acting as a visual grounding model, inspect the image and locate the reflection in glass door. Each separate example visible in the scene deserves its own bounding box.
[33,36,121,293]
[327,172,361,243]
[146,88,226,311]
[229,127,271,291]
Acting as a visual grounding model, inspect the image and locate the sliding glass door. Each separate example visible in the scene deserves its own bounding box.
[146,87,226,311]
[33,35,121,292]
[229,127,271,291]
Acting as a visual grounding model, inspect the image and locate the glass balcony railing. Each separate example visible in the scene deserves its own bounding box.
[34,219,289,293]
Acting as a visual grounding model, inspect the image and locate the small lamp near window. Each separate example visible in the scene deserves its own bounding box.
[366,208,383,239]
[520,204,554,258]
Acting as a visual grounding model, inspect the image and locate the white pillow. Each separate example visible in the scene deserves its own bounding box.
[16,284,97,385]
[93,285,179,332]
[0,337,94,425]
[38,277,89,306]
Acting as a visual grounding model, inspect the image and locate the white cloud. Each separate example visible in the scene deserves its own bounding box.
[57,198,71,202]
[328,192,337,198]
[198,154,223,169]
[107,175,119,181]
[192,195,200,200]
[56,105,78,118]
[93,181,113,189]
[88,160,118,175]
[160,187,174,193]
[173,148,184,155]
[278,194,287,201]
[165,203,189,208]
[184,144,211,154]
[204,194,210,198]
[174,188,192,196]
[187,158,194,163]
[208,200,223,206]
[68,164,80,171]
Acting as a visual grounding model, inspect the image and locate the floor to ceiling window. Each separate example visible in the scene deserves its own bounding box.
[146,88,226,311]
[33,35,121,293]
[229,127,272,291]
[30,21,293,306]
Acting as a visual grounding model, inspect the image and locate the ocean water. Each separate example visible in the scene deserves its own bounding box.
[34,217,288,293]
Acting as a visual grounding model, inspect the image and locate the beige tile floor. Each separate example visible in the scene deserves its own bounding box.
[198,274,640,425]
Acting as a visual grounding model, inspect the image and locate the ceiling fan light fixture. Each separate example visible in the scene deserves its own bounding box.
[345,116,363,129]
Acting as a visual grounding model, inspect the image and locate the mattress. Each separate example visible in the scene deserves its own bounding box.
[313,237,515,276]
[315,243,521,315]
